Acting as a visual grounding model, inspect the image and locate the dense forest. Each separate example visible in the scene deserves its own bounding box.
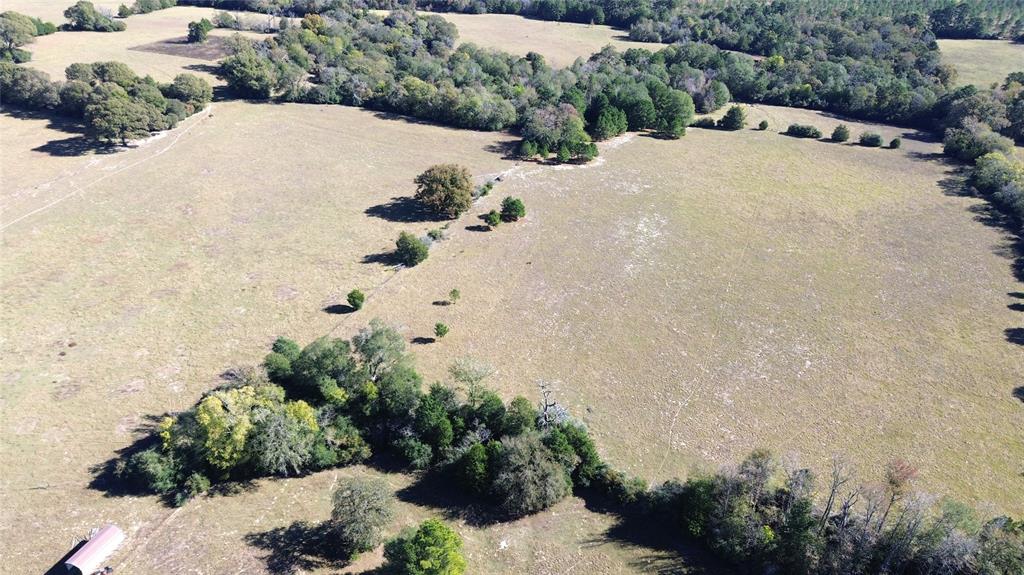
[167,0,1024,40]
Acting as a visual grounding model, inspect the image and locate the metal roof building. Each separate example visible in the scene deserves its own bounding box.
[64,524,124,575]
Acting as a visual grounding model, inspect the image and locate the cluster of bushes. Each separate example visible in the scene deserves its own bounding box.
[63,1,126,32]
[483,196,524,228]
[113,319,1024,572]
[0,60,212,145]
[635,451,1024,574]
[219,10,697,159]
[972,148,1024,223]
[939,72,1024,224]
[118,0,176,17]
[0,11,57,62]
[327,476,467,573]
[113,321,614,520]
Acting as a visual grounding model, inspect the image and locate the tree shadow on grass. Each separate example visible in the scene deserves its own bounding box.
[483,140,521,160]
[365,196,448,223]
[3,107,123,157]
[245,521,353,574]
[361,250,402,266]
[324,304,356,314]
[87,414,166,498]
[410,336,435,345]
[593,513,724,575]
[1014,386,1024,403]
[465,224,491,232]
[923,162,1024,348]
[394,469,504,527]
[42,540,86,575]
[33,135,122,157]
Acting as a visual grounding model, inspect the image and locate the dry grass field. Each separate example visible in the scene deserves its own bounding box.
[2,95,1023,574]
[372,10,667,68]
[2,0,123,23]
[9,6,272,84]
[938,39,1024,87]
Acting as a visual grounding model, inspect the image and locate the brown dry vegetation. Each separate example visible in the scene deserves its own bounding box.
[2,98,1022,573]
[2,0,123,23]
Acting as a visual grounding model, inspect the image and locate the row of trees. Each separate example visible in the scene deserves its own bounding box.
[0,60,212,144]
[118,0,177,17]
[938,72,1024,224]
[111,317,1024,573]
[219,10,702,160]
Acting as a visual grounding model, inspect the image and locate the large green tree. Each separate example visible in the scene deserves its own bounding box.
[491,432,571,517]
[331,477,396,557]
[413,164,474,218]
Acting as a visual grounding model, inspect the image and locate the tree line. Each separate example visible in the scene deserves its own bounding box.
[0,60,212,144]
[106,319,1023,573]
[219,9,700,162]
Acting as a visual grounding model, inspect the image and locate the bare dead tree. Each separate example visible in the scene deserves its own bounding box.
[820,455,853,534]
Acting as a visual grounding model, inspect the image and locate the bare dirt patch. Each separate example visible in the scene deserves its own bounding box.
[129,35,239,61]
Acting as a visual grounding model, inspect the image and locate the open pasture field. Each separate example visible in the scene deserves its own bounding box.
[12,6,272,84]
[1,100,1022,573]
[364,105,1024,516]
[375,11,667,68]
[938,39,1024,87]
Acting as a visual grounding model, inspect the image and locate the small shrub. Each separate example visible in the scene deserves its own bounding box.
[889,136,902,149]
[384,518,467,575]
[757,120,768,130]
[500,197,525,222]
[475,181,493,198]
[692,117,716,128]
[187,18,213,43]
[785,124,822,138]
[716,105,746,130]
[831,124,850,142]
[448,289,460,304]
[434,323,449,339]
[556,145,571,163]
[395,231,428,267]
[859,132,883,147]
[519,139,537,159]
[347,289,365,311]
[484,210,501,228]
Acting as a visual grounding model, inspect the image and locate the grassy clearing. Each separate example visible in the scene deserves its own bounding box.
[1,102,1021,573]
[375,11,667,68]
[16,6,271,84]
[938,39,1024,87]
